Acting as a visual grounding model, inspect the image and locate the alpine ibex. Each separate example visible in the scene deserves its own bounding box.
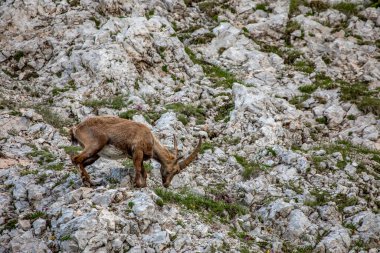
[69,116,202,188]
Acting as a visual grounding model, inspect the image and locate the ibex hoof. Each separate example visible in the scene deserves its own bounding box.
[134,180,147,188]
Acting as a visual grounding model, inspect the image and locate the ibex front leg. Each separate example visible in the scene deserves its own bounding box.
[132,150,146,188]
[72,136,107,187]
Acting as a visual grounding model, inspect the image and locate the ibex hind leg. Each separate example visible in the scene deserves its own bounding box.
[132,150,145,188]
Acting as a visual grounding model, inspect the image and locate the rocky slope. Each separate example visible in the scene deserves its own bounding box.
[0,0,379,252]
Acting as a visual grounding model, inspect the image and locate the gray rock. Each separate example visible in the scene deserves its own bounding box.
[315,227,351,253]
[33,218,47,235]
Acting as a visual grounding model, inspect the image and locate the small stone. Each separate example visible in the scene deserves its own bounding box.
[33,218,46,235]
[18,219,31,230]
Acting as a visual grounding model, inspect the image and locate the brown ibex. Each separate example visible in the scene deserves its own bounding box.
[69,116,202,188]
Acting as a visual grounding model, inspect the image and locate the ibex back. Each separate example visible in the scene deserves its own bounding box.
[70,116,201,188]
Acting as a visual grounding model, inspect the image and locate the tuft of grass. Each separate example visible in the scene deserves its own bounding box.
[154,188,248,218]
[1,219,17,232]
[294,60,315,74]
[315,116,328,125]
[304,189,331,207]
[192,32,215,44]
[200,142,215,154]
[347,114,356,120]
[34,105,72,129]
[89,16,101,29]
[25,211,47,221]
[28,148,56,165]
[234,155,266,180]
[335,193,358,212]
[299,84,317,94]
[166,103,206,125]
[184,47,240,88]
[339,81,380,116]
[215,101,234,122]
[61,145,83,156]
[36,173,48,184]
[45,162,64,171]
[119,110,137,120]
[20,169,38,176]
[14,51,24,62]
[289,94,310,109]
[255,3,270,12]
[60,235,72,241]
[162,65,168,72]
[333,2,358,16]
[82,95,127,110]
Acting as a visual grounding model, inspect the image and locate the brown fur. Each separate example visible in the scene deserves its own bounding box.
[70,116,201,188]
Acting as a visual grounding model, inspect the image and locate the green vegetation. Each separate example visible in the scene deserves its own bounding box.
[89,16,101,29]
[166,102,206,125]
[119,110,137,119]
[52,173,70,188]
[215,101,234,122]
[299,84,317,94]
[28,148,56,165]
[20,169,38,176]
[315,116,328,125]
[154,188,248,219]
[52,80,76,96]
[61,145,83,156]
[339,80,380,116]
[192,32,215,44]
[25,211,47,221]
[36,173,48,184]
[335,193,358,212]
[162,65,168,72]
[234,155,267,180]
[333,2,358,16]
[185,47,240,89]
[82,95,127,110]
[60,235,72,241]
[34,105,72,129]
[14,51,24,62]
[46,162,64,171]
[122,159,134,168]
[304,189,331,207]
[289,94,310,109]
[200,142,215,154]
[255,3,271,12]
[0,219,17,233]
[293,60,315,74]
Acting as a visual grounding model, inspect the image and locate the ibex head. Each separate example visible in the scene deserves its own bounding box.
[160,136,202,188]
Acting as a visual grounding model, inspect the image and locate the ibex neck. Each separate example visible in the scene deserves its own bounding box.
[152,136,174,166]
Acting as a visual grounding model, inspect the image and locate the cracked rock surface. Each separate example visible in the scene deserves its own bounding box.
[0,0,379,252]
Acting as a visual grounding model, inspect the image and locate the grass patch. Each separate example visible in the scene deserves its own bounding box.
[333,2,358,16]
[299,84,317,94]
[234,155,267,180]
[184,47,240,88]
[200,142,215,154]
[304,189,331,207]
[14,51,24,62]
[45,162,64,171]
[192,32,216,44]
[335,193,358,212]
[28,148,56,165]
[154,188,248,219]
[20,169,38,176]
[289,94,310,109]
[215,101,234,122]
[315,116,328,125]
[82,95,127,110]
[25,211,47,221]
[89,16,101,29]
[294,60,315,74]
[60,235,72,241]
[61,145,83,156]
[0,219,17,232]
[34,105,72,129]
[166,102,206,125]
